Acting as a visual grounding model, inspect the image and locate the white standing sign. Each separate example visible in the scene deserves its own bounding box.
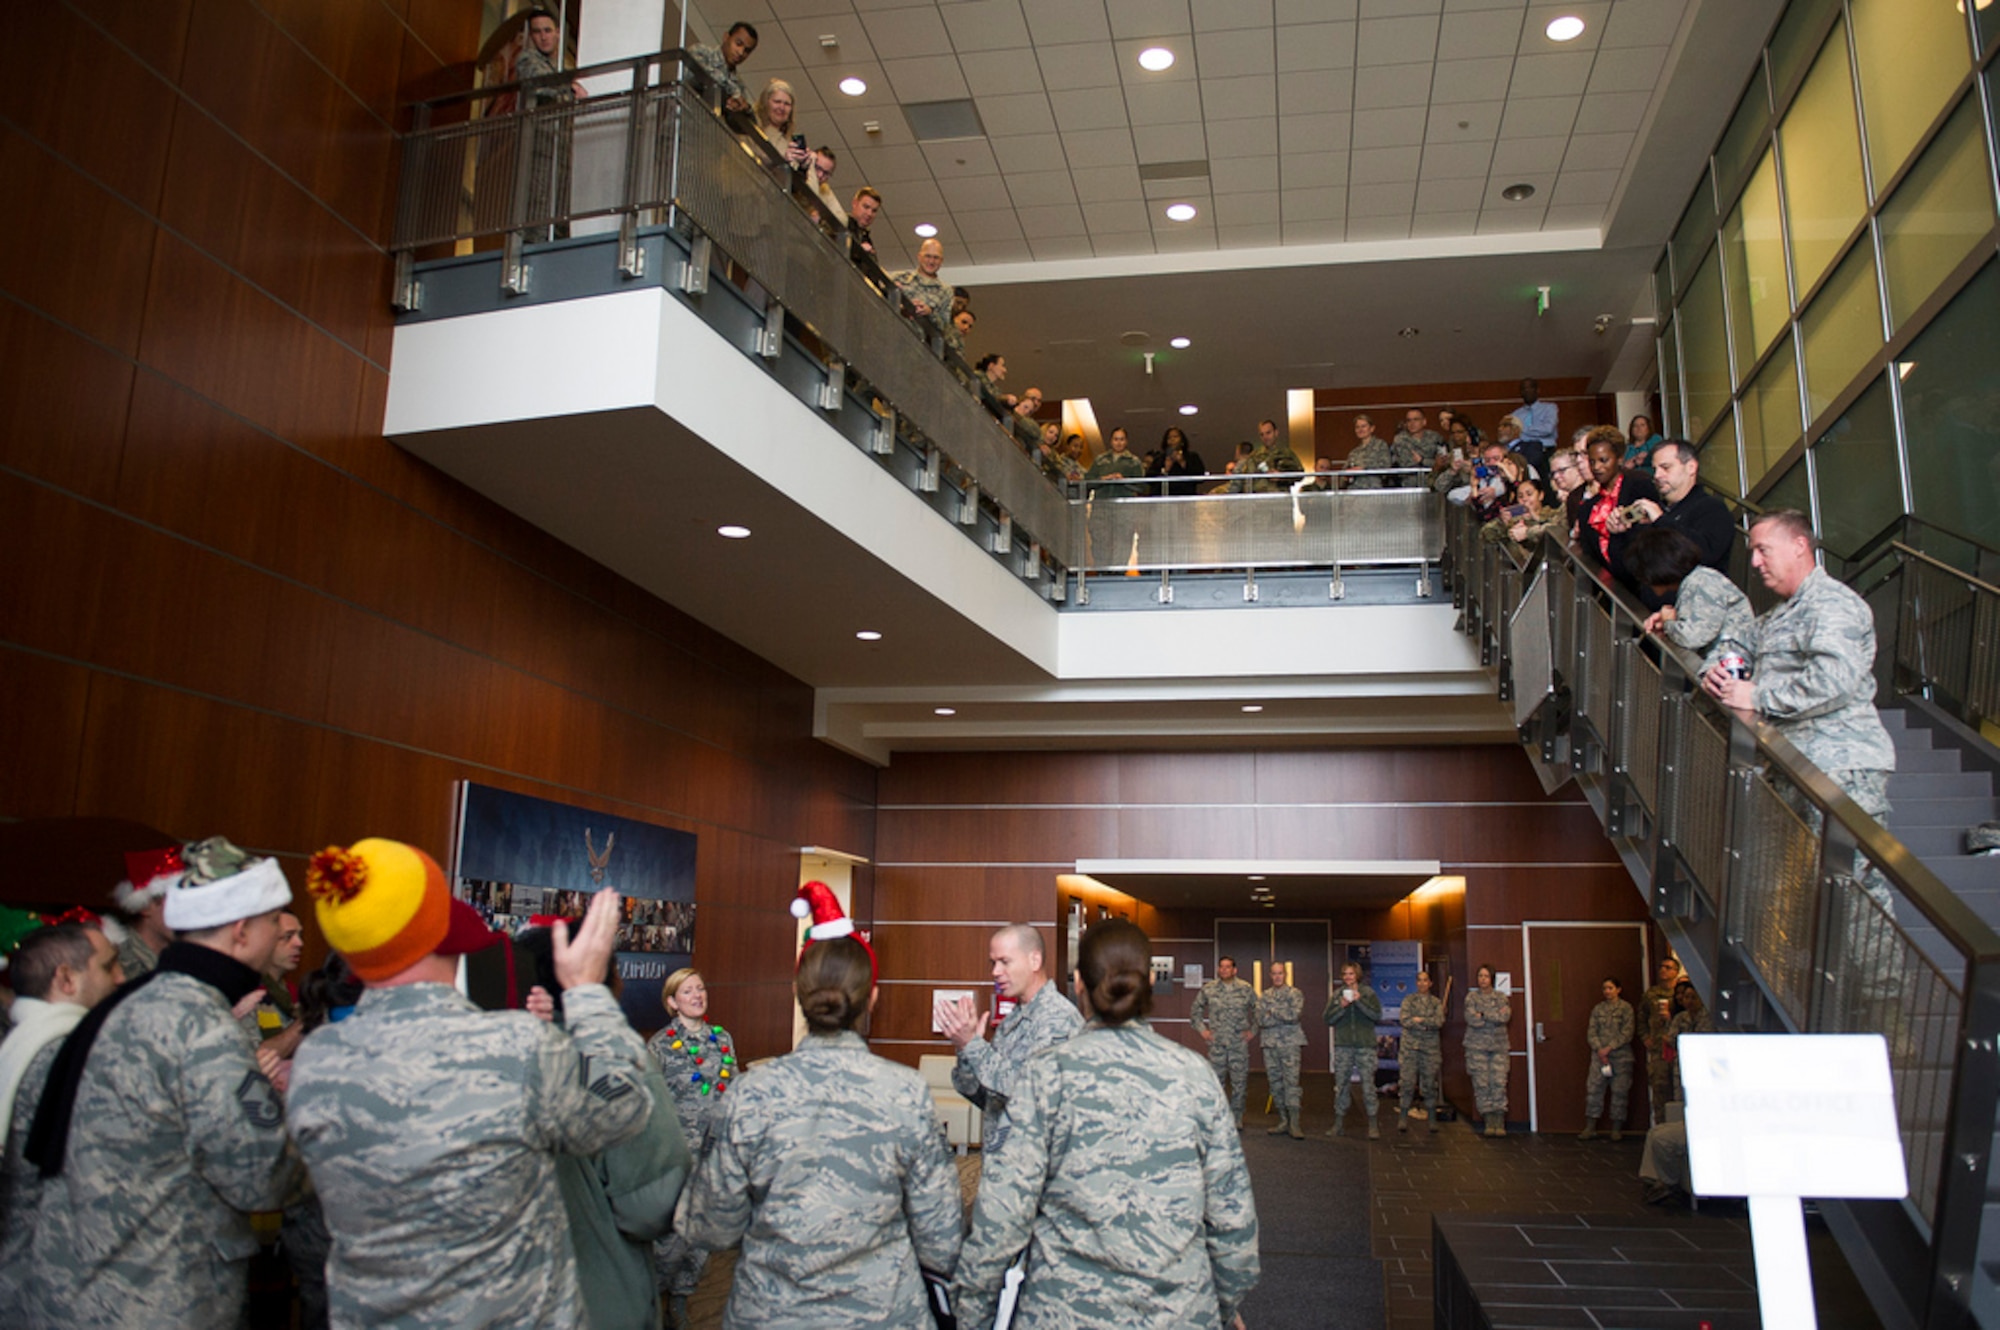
[1679,1034,1906,1329]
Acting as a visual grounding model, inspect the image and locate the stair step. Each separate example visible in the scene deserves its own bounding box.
[1881,708,1908,731]
[1889,771,1995,800]
[1897,825,1984,857]
[1914,859,2000,895]
[1894,746,1964,773]
[1889,797,2000,829]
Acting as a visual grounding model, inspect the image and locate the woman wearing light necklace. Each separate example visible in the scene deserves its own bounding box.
[649,969,736,1327]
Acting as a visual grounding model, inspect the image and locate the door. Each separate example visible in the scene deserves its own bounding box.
[1523,922,1649,1134]
[1216,920,1332,1073]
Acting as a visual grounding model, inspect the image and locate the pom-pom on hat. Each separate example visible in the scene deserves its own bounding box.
[112,846,186,913]
[163,837,293,931]
[308,838,453,982]
[790,880,876,978]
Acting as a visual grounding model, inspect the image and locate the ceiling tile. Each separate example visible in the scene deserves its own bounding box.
[1416,175,1487,210]
[942,175,1019,210]
[942,1,1035,52]
[1347,179,1417,214]
[1481,174,1551,207]
[1107,0,1196,39]
[1204,117,1280,157]
[993,135,1068,173]
[1216,190,1281,224]
[1133,122,1210,162]
[922,139,1001,177]
[1028,235,1098,259]
[1084,198,1154,231]
[1006,166,1080,204]
[874,177,946,215]
[1283,217,1348,242]
[1477,206,1549,233]
[960,49,1048,97]
[1153,223,1220,252]
[774,16,878,63]
[1216,222,1284,247]
[1353,106,1429,148]
[1437,7,1523,58]
[1278,111,1352,154]
[769,0,866,19]
[1600,0,1686,49]
[1282,186,1347,220]
[1364,0,1447,14]
[1210,154,1280,191]
[852,0,937,10]
[1562,130,1635,171]
[955,208,1029,241]
[1499,95,1579,138]
[1273,22,1356,72]
[1541,202,1608,228]
[1195,27,1277,77]
[1429,56,1512,101]
[1586,45,1666,94]
[1142,174,1209,198]
[1489,135,1568,174]
[1523,1,1610,51]
[1072,161,1145,198]
[1418,139,1495,177]
[1052,86,1132,131]
[1576,90,1650,134]
[1063,127,1140,168]
[1441,0,1523,10]
[1353,61,1434,108]
[1123,82,1206,124]
[977,92,1059,135]
[860,8,954,58]
[1021,0,1112,42]
[1511,50,1593,97]
[848,144,936,183]
[1280,151,1350,187]
[1277,69,1356,115]
[1350,144,1422,183]
[1090,231,1159,255]
[1356,14,1441,65]
[1015,202,1088,235]
[1346,214,1413,239]
[1192,0,1276,30]
[881,56,970,100]
[826,105,917,147]
[1200,76,1280,117]
[1551,167,1621,205]
[1426,99,1505,140]
[1410,207,1480,236]
[1038,42,1122,90]
[1112,36,1199,82]
[964,237,1033,261]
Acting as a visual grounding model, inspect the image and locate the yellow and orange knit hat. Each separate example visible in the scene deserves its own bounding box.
[306,838,452,982]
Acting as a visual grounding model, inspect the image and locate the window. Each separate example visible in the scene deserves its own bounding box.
[1758,458,1812,523]
[1879,95,1996,331]
[1778,20,1868,297]
[1714,72,1773,207]
[1700,408,1743,499]
[1679,248,1732,437]
[1813,373,1904,559]
[1850,0,1973,193]
[1671,170,1718,297]
[1658,317,1683,440]
[1740,334,1802,488]
[1901,260,2000,548]
[1800,239,1884,423]
[1722,149,1791,368]
[1768,0,1843,99]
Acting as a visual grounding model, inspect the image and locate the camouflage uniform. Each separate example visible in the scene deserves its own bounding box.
[951,1020,1261,1329]
[1463,987,1512,1125]
[1344,436,1395,489]
[889,269,954,347]
[1582,997,1636,1133]
[28,970,301,1329]
[1254,982,1306,1132]
[1393,427,1444,465]
[1387,433,1430,485]
[951,979,1083,1155]
[1189,975,1258,1119]
[1084,449,1145,491]
[113,931,156,981]
[1641,993,1677,1122]
[647,1016,738,1301]
[1323,983,1384,1136]
[1665,1001,1716,1100]
[683,44,748,108]
[1239,440,1303,492]
[0,1040,60,1318]
[1396,990,1445,1129]
[1665,566,1755,656]
[286,981,652,1329]
[681,1029,963,1329]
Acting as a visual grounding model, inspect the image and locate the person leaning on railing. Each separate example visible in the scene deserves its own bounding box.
[1479,471,1562,555]
[1084,428,1145,492]
[1629,527,1754,658]
[683,22,759,116]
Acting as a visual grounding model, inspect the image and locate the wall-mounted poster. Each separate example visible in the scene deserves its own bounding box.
[452,782,697,1032]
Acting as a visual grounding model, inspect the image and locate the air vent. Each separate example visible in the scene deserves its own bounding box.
[904,100,986,141]
[1138,159,1210,182]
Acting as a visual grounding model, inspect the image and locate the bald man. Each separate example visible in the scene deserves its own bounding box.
[936,925,1082,1156]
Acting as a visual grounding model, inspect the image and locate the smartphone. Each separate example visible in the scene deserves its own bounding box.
[1501,503,1528,521]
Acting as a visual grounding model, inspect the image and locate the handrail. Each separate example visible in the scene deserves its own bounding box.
[1887,541,2000,600]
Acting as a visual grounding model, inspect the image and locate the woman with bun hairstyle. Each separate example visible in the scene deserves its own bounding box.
[952,919,1261,1329]
[680,935,963,1328]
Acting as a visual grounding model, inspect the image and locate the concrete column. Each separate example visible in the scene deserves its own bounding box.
[570,0,682,235]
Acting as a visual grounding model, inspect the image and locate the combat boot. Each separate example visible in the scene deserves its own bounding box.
[1288,1112,1304,1140]
[1397,1107,1409,1133]
[1268,1111,1289,1135]
[1609,1127,1624,1142]
[1366,1114,1379,1140]
[1325,1115,1344,1138]
[1428,1110,1439,1133]
[1485,1113,1505,1138]
[1578,1123,1598,1140]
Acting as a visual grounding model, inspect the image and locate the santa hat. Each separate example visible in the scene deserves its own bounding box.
[790,881,876,978]
[111,846,186,914]
[164,837,293,931]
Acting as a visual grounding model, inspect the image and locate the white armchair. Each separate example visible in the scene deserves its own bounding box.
[918,1054,982,1154]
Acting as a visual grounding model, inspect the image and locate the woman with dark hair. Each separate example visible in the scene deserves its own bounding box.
[1463,964,1512,1138]
[1147,426,1208,496]
[681,937,962,1328]
[1630,527,1756,659]
[953,919,1260,1329]
[1622,414,1658,472]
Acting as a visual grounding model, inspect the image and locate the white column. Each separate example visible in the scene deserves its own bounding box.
[570,0,680,235]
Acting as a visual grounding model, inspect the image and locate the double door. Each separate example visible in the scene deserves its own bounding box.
[1214,919,1332,1072]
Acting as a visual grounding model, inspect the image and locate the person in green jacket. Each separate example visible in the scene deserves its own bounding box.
[1323,962,1384,1139]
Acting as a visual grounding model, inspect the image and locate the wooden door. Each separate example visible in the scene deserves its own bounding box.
[1523,923,1648,1134]
[1216,919,1332,1073]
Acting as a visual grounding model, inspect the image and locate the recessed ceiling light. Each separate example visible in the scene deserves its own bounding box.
[1501,183,1536,202]
[1241,704,1263,713]
[716,524,751,539]
[855,630,882,641]
[914,222,938,237]
[1545,15,1586,41]
[1248,875,1266,881]
[1137,47,1175,72]
[838,76,867,96]
[1178,404,1198,416]
[933,706,956,716]
[1164,202,1198,222]
[1170,336,1191,349]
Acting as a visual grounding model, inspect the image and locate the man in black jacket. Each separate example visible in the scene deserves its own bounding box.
[1613,439,1735,608]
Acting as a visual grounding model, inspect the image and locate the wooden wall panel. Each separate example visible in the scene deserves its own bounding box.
[7,2,177,211]
[0,304,132,502]
[0,650,92,822]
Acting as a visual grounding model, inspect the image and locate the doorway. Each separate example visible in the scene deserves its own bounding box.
[1215,920,1332,1073]
[1523,922,1649,1134]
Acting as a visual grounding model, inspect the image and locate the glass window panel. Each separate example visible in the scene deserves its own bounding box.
[1759,458,1812,525]
[1850,0,1972,193]
[1981,0,2000,54]
[1654,256,1672,325]
[1779,19,1868,296]
[1800,240,1884,421]
[1714,71,1773,207]
[1659,316,1683,440]
[1813,373,1903,559]
[1903,260,2000,547]
[1880,95,1997,330]
[1768,0,1842,100]
[1671,169,1717,296]
[1741,334,1802,487]
[1721,149,1790,369]
[1700,407,1743,499]
[1680,248,1732,436]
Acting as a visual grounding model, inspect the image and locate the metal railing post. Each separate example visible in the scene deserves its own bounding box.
[1926,958,2000,1326]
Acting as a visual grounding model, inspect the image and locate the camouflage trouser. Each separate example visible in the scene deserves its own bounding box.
[1262,1042,1301,1114]
[1209,1033,1250,1117]
[1782,768,1904,1014]
[1331,1045,1377,1123]
[1398,1045,1441,1115]
[1584,1048,1634,1123]
[1466,1044,1509,1117]
[1646,1057,1675,1123]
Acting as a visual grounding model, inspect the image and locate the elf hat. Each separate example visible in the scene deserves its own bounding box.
[163,837,293,931]
[112,846,186,913]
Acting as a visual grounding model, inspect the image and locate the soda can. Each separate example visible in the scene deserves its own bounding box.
[1715,641,1752,681]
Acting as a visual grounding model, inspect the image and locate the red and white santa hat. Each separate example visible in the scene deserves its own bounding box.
[790,880,876,978]
[111,846,187,914]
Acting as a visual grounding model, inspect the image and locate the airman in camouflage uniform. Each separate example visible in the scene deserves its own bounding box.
[681,1028,963,1328]
[1641,961,1681,1124]
[1,1040,61,1318]
[1324,962,1384,1139]
[1579,979,1636,1140]
[949,964,1082,1156]
[1660,565,1755,657]
[951,1017,1261,1329]
[1256,963,1306,1138]
[1396,970,1445,1133]
[1189,957,1258,1122]
[1463,968,1513,1137]
[1343,415,1396,490]
[890,238,955,348]
[1665,983,1716,1101]
[684,24,757,112]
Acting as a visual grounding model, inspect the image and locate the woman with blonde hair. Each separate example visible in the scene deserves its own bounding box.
[754,78,810,170]
[648,969,736,1326]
